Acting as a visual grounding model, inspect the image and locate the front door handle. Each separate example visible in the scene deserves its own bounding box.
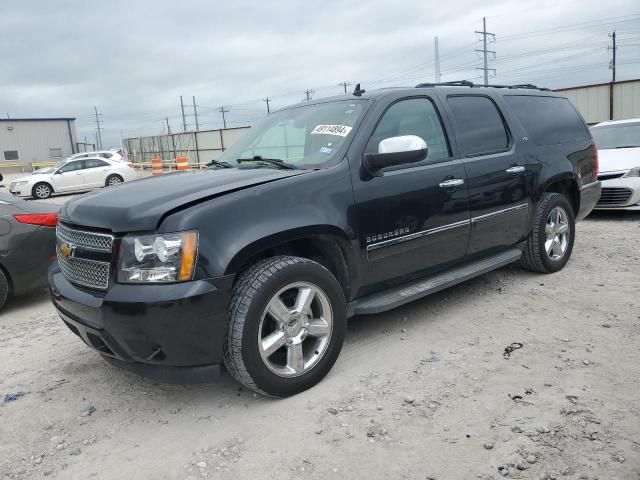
[439,178,465,188]
[506,166,525,175]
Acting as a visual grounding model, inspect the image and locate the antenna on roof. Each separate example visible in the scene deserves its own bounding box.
[353,83,366,96]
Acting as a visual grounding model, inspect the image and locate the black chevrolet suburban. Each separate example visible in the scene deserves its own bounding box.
[50,82,601,397]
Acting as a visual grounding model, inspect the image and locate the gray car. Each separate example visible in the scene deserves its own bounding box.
[0,192,59,310]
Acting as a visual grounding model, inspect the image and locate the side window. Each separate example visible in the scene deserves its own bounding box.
[49,148,63,159]
[58,161,83,173]
[447,96,509,156]
[365,98,450,163]
[503,95,590,146]
[85,159,108,169]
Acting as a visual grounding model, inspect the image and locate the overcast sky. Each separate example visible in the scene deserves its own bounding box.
[1,0,639,147]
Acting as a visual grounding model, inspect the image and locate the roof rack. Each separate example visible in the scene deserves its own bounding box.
[415,80,549,91]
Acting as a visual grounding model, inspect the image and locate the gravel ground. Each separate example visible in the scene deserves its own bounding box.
[1,211,639,480]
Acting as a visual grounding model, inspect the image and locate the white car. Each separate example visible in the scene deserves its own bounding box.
[10,156,137,199]
[591,118,640,211]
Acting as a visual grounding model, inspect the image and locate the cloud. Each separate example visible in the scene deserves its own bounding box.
[1,0,638,146]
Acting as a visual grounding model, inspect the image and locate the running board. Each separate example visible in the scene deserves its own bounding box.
[348,248,522,316]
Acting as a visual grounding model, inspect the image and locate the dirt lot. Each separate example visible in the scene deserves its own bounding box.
[1,211,639,480]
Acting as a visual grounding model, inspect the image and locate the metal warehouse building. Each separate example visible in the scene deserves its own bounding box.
[0,117,84,172]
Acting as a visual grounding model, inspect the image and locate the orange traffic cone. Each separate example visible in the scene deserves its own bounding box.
[151,157,163,176]
[176,156,190,171]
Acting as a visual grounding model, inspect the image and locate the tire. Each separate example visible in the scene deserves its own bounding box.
[520,192,575,273]
[0,268,9,311]
[105,174,124,187]
[32,182,53,199]
[224,256,347,397]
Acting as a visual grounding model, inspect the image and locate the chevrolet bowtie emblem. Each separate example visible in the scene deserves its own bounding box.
[59,242,74,259]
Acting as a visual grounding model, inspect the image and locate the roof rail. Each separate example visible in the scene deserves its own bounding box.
[415,80,549,91]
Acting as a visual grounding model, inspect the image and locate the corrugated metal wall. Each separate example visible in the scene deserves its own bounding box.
[124,126,250,165]
[556,79,640,125]
[0,119,78,169]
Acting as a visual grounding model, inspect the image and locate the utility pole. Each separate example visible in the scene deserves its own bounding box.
[165,117,172,135]
[93,106,103,150]
[303,89,315,101]
[219,106,229,129]
[434,37,441,83]
[475,17,496,85]
[192,96,199,132]
[263,97,271,114]
[180,96,187,132]
[608,30,617,82]
[338,81,351,94]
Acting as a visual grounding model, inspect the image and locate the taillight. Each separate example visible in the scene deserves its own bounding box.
[14,213,58,227]
[593,142,599,177]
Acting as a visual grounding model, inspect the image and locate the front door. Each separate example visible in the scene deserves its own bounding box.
[352,97,470,292]
[52,160,85,192]
[442,94,532,256]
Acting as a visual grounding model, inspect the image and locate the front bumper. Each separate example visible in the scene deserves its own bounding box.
[49,263,233,383]
[594,176,640,210]
[576,181,601,220]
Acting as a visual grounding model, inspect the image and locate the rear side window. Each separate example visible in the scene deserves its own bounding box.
[446,96,509,156]
[504,95,590,146]
[84,159,108,168]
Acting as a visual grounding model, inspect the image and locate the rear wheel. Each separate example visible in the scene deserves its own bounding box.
[224,256,347,397]
[32,182,53,199]
[0,269,9,311]
[105,174,123,187]
[520,192,575,273]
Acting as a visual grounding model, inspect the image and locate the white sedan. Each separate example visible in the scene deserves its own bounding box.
[591,118,640,210]
[9,156,137,199]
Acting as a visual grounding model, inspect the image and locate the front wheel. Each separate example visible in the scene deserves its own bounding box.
[32,182,53,199]
[224,256,347,397]
[520,192,575,273]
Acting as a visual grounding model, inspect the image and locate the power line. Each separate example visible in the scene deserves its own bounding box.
[475,16,496,85]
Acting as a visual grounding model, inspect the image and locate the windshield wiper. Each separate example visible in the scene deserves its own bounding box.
[206,159,232,169]
[614,145,640,149]
[236,156,298,170]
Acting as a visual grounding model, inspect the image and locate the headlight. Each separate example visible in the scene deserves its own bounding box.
[118,230,198,283]
[623,167,640,178]
[14,181,28,186]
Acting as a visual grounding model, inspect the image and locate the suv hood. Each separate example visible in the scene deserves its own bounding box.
[61,168,307,232]
[598,147,640,173]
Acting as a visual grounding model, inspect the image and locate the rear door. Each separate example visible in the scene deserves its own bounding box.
[83,158,111,187]
[442,94,533,256]
[351,96,470,290]
[51,160,85,192]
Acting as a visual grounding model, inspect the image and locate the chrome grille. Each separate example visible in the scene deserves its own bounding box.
[597,187,633,207]
[56,223,114,290]
[57,250,110,290]
[57,223,114,252]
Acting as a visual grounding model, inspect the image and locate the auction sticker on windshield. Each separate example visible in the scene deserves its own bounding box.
[311,125,353,137]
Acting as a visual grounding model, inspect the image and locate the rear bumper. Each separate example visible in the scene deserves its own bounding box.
[576,181,601,220]
[49,263,233,383]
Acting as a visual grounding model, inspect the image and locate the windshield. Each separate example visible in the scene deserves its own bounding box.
[217,100,367,169]
[591,122,640,149]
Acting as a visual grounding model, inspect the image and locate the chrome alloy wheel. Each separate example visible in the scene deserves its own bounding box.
[258,282,333,378]
[34,184,51,198]
[545,206,570,260]
[108,176,122,186]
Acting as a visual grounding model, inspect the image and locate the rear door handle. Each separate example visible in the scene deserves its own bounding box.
[506,166,525,175]
[439,178,465,188]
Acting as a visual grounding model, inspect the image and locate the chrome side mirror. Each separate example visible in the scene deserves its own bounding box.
[362,135,428,177]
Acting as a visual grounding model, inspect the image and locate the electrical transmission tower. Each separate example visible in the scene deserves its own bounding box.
[93,106,103,149]
[263,97,271,114]
[608,30,617,82]
[475,17,496,85]
[303,89,315,102]
[219,106,229,129]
